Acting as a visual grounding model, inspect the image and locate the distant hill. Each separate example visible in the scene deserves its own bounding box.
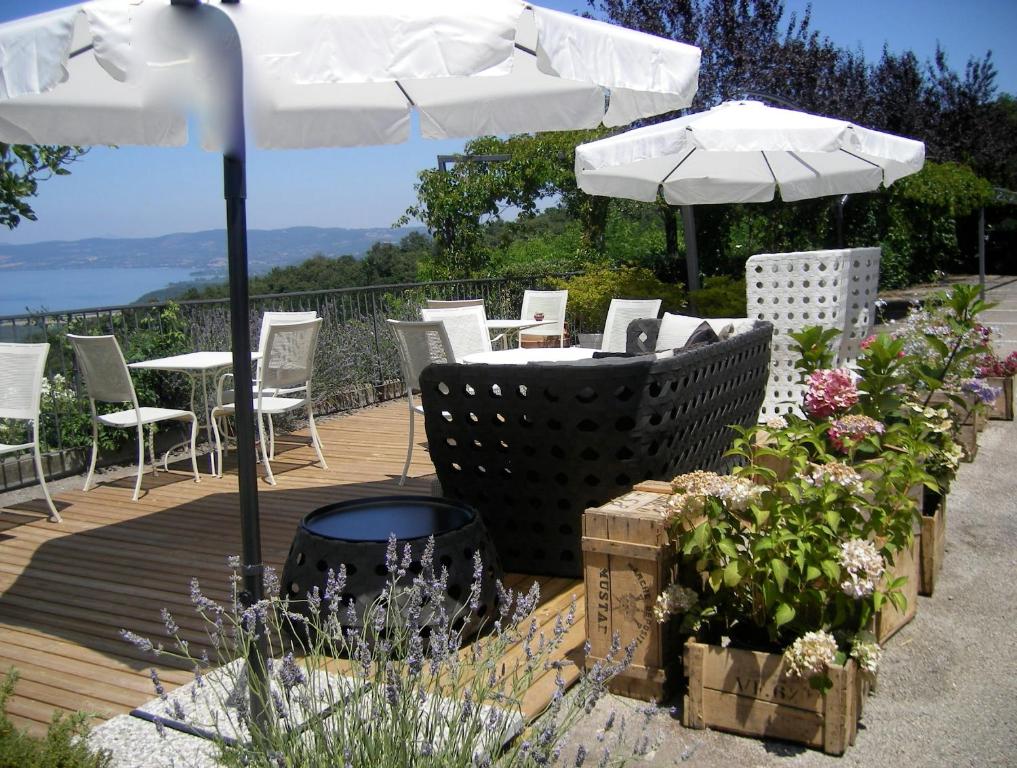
[0,225,424,275]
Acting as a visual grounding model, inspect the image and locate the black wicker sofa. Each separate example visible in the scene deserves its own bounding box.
[419,320,773,577]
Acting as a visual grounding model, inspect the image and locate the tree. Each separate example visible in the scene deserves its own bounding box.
[0,143,87,229]
[399,130,608,279]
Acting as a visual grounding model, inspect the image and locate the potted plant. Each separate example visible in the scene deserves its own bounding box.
[976,350,1017,420]
[657,450,905,754]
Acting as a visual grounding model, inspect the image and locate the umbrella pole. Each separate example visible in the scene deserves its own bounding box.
[680,205,701,294]
[224,152,272,738]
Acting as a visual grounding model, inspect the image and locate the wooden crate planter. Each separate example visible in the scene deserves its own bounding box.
[919,489,947,597]
[870,535,918,643]
[582,481,679,701]
[682,639,862,755]
[986,375,1014,420]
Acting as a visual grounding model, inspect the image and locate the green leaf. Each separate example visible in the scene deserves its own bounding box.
[771,559,789,591]
[805,565,821,582]
[820,559,841,582]
[708,569,724,592]
[808,673,833,693]
[690,522,711,551]
[723,559,742,587]
[774,602,795,627]
[717,537,739,559]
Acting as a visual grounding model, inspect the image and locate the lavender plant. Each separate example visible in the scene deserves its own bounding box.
[122,539,635,768]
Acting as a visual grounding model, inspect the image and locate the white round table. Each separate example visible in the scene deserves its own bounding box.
[462,347,595,365]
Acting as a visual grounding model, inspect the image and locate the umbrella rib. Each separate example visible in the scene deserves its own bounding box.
[839,147,882,169]
[659,146,697,187]
[394,81,416,107]
[762,150,781,183]
[69,44,93,60]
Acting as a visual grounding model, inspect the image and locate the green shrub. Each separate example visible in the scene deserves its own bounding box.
[0,669,111,768]
[689,276,747,317]
[552,265,685,331]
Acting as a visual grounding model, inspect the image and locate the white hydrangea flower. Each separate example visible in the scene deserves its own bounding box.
[837,539,885,599]
[667,471,765,517]
[803,462,864,494]
[764,415,788,430]
[652,584,698,623]
[783,630,838,678]
[850,639,882,675]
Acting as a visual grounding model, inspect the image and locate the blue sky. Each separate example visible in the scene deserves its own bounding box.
[0,0,1014,247]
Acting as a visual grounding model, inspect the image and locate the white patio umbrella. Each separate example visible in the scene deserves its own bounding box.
[0,0,700,720]
[574,100,925,288]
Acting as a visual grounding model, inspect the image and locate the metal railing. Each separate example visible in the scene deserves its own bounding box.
[1,273,581,491]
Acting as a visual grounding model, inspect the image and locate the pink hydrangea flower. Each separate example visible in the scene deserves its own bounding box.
[803,368,859,419]
[860,335,877,350]
[827,414,885,452]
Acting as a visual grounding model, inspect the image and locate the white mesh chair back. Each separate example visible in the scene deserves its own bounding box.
[259,318,322,394]
[258,311,318,358]
[839,248,881,363]
[425,298,485,309]
[602,298,662,352]
[519,290,568,340]
[420,304,491,360]
[68,335,138,405]
[746,247,881,417]
[388,320,455,392]
[0,343,49,420]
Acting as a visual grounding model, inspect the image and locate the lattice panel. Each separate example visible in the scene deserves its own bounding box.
[746,248,881,418]
[420,323,772,577]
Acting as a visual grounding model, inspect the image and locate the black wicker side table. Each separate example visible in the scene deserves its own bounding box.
[280,496,502,637]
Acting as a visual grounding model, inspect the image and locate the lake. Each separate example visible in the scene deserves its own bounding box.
[1,266,202,316]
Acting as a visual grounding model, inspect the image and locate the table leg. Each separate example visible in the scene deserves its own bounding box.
[201,369,216,475]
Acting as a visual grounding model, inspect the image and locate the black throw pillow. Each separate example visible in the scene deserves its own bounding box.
[682,321,719,348]
[592,351,638,359]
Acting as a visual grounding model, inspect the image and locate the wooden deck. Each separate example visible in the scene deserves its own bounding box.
[0,401,585,737]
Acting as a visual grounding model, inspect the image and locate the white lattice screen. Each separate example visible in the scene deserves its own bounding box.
[746,247,881,417]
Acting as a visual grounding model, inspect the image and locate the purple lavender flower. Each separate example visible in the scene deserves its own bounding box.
[277,653,306,692]
[149,668,166,699]
[120,629,154,654]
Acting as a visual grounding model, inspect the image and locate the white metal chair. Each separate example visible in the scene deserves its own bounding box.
[518,289,568,347]
[387,319,455,485]
[420,304,492,361]
[424,298,485,309]
[211,318,326,485]
[255,310,318,458]
[68,334,200,502]
[0,343,60,521]
[601,298,662,352]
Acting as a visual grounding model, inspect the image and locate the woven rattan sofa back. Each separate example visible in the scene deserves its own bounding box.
[419,322,773,577]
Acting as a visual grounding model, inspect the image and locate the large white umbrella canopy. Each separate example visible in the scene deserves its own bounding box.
[0,0,701,669]
[0,0,701,149]
[574,100,925,204]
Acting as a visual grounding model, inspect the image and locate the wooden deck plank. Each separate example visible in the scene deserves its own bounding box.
[0,401,587,741]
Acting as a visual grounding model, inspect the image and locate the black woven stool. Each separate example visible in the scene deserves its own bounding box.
[280,496,502,639]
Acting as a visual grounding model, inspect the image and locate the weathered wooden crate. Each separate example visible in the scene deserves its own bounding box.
[582,481,679,701]
[985,375,1014,421]
[919,489,947,597]
[683,639,862,755]
[871,534,918,643]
